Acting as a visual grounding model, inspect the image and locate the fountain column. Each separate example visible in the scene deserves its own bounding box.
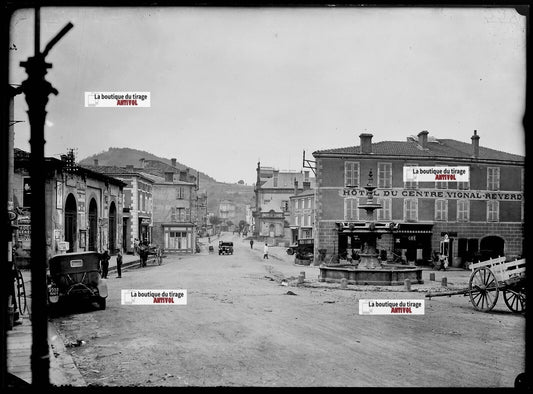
[357,170,383,269]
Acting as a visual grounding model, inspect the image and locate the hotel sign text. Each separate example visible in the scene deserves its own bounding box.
[340,188,523,201]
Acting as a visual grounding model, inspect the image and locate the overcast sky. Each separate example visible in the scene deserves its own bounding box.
[9,6,526,185]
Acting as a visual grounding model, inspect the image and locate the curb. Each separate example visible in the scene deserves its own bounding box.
[48,322,86,386]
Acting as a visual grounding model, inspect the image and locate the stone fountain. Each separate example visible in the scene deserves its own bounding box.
[319,170,423,285]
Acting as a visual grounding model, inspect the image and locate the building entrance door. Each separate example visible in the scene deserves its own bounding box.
[88,198,98,251]
[109,202,116,253]
[64,194,77,252]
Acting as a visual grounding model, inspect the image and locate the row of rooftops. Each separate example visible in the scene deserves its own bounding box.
[313,130,524,163]
[14,149,198,187]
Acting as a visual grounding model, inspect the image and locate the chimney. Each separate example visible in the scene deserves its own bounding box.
[139,158,145,168]
[171,158,176,167]
[418,130,429,149]
[359,133,373,154]
[164,171,174,182]
[471,130,480,158]
[94,159,99,166]
[294,178,299,195]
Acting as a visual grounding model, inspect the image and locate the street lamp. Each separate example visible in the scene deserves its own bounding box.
[18,8,73,386]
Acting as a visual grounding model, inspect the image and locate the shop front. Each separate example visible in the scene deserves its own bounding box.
[139,216,152,244]
[162,224,195,253]
[392,223,434,265]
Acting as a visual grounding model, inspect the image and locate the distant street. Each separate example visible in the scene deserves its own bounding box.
[51,233,525,387]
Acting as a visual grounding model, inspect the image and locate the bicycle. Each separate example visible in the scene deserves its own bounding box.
[14,266,27,316]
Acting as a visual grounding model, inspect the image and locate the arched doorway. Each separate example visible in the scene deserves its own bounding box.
[88,198,98,251]
[109,202,117,253]
[479,236,505,260]
[64,194,77,253]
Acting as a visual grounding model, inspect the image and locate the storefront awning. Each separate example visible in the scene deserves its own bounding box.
[393,223,433,234]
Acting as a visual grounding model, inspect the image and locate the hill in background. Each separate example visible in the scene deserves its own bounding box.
[79,147,254,220]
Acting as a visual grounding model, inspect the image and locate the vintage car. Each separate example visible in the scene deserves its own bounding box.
[47,251,108,310]
[218,241,234,255]
[294,238,314,263]
[286,243,298,255]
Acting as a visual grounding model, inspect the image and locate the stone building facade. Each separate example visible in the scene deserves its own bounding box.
[83,162,154,254]
[150,171,199,253]
[289,186,315,244]
[13,150,125,260]
[253,162,315,243]
[312,131,524,267]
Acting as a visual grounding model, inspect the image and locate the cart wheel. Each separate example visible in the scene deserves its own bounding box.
[469,267,499,312]
[503,287,525,313]
[15,268,27,315]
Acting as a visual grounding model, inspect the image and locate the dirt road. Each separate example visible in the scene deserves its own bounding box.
[51,234,525,387]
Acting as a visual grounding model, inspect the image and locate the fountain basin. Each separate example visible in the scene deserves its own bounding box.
[319,264,424,286]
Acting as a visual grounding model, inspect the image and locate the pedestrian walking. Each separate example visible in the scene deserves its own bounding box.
[133,238,140,256]
[250,239,254,249]
[116,248,123,278]
[263,243,269,259]
[100,249,110,279]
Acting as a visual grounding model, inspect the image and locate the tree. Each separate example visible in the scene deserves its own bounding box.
[209,215,222,227]
[238,180,244,184]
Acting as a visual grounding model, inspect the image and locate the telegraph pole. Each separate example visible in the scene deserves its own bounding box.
[18,8,73,386]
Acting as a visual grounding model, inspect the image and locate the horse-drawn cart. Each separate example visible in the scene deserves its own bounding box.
[426,256,526,313]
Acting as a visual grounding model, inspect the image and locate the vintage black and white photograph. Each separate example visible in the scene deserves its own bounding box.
[3,3,527,388]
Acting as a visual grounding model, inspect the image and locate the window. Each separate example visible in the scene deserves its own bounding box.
[404,164,418,189]
[176,187,184,199]
[171,207,187,222]
[281,200,289,212]
[435,165,448,190]
[457,180,470,190]
[166,230,189,250]
[345,162,360,187]
[295,216,299,226]
[435,199,448,221]
[457,200,469,222]
[378,163,392,188]
[487,167,500,191]
[306,198,311,209]
[344,198,359,221]
[170,207,176,221]
[404,198,418,221]
[297,199,302,210]
[377,198,391,220]
[306,214,311,227]
[22,177,31,207]
[487,201,499,222]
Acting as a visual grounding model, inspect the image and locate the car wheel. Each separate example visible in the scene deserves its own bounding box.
[98,297,106,310]
[287,249,294,255]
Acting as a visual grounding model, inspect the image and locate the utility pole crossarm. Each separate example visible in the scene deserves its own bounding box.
[302,150,316,176]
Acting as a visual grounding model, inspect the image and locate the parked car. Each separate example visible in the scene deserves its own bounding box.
[295,238,314,260]
[47,251,108,310]
[286,243,298,255]
[218,241,234,255]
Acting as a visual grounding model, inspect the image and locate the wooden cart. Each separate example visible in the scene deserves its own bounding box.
[426,256,526,313]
